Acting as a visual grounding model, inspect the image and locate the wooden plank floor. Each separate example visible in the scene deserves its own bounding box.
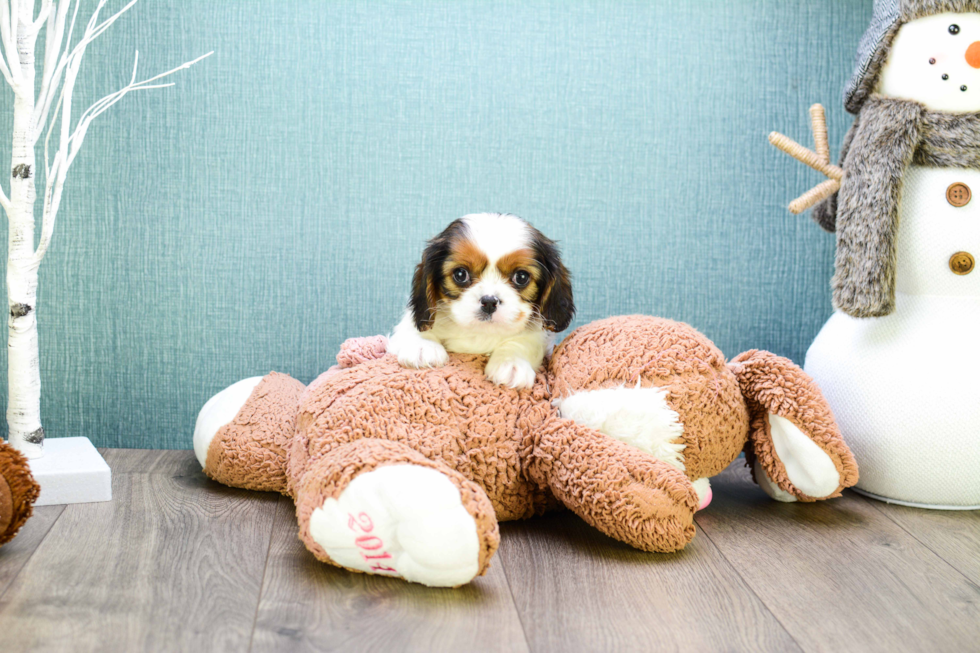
[0,450,977,653]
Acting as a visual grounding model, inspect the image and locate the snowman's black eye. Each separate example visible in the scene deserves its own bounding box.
[950,24,961,35]
[943,74,950,80]
[962,85,969,92]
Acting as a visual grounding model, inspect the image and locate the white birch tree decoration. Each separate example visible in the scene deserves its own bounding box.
[1,0,211,459]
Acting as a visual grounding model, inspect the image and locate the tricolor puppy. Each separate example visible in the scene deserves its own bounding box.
[387,213,574,389]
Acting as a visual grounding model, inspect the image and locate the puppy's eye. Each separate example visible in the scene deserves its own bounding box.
[452,268,470,284]
[512,270,531,287]
[950,24,961,35]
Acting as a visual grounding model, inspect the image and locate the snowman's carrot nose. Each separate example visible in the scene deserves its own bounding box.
[966,41,980,68]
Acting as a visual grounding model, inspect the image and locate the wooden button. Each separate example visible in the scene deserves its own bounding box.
[950,251,975,275]
[947,182,972,207]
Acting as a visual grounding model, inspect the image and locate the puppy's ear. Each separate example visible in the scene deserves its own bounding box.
[533,233,575,332]
[540,261,574,332]
[409,223,458,331]
[409,255,439,331]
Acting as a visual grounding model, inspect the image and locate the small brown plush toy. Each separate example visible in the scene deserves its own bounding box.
[0,441,40,547]
[194,315,858,587]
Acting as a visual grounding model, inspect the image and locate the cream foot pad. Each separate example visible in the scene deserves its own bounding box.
[309,464,481,587]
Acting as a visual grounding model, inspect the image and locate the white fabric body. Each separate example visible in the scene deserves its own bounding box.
[310,464,481,587]
[877,13,980,113]
[806,167,980,508]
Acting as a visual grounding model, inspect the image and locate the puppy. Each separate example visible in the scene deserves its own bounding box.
[387,213,574,389]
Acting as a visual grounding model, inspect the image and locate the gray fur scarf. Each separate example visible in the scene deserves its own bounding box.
[813,96,980,318]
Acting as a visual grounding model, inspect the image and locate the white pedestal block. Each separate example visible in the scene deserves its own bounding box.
[28,437,112,506]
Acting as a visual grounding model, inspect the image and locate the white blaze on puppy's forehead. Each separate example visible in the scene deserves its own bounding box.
[460,213,531,265]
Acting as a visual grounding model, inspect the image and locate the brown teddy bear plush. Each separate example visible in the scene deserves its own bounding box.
[0,441,40,547]
[194,315,858,587]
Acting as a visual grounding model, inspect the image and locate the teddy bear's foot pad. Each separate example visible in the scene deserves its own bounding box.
[308,464,482,587]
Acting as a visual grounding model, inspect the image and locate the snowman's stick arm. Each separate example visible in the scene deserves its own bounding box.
[768,132,844,181]
[788,178,840,215]
[769,103,845,215]
[810,104,831,163]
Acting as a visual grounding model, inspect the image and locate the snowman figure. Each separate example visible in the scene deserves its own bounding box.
[771,0,980,509]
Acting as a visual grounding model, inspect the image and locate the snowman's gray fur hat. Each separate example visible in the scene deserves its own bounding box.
[844,0,980,113]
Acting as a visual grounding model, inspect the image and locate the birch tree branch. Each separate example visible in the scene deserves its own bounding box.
[0,51,11,90]
[35,0,80,138]
[34,45,214,263]
[0,0,20,86]
[67,51,211,167]
[36,0,71,114]
[33,0,141,140]
[28,0,52,34]
[0,0,12,88]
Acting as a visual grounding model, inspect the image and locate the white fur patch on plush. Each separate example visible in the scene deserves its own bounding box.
[769,414,840,499]
[554,384,686,470]
[309,464,481,588]
[193,376,264,468]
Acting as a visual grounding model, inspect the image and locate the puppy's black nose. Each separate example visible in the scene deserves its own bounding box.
[480,295,499,315]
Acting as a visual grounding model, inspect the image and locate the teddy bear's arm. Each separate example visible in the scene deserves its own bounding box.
[0,442,40,546]
[527,414,698,553]
[729,350,859,502]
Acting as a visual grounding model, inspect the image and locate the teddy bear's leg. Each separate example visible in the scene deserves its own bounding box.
[529,415,699,553]
[729,350,859,502]
[193,372,306,493]
[0,442,40,546]
[293,439,499,588]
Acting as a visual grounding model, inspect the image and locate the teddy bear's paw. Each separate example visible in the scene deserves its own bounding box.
[753,458,797,503]
[758,413,841,501]
[485,356,536,389]
[308,464,482,587]
[193,376,265,468]
[388,335,449,369]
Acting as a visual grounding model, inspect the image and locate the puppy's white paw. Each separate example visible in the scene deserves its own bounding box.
[485,356,537,389]
[389,337,449,369]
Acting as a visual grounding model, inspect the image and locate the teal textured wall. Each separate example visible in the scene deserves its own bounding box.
[0,0,872,449]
